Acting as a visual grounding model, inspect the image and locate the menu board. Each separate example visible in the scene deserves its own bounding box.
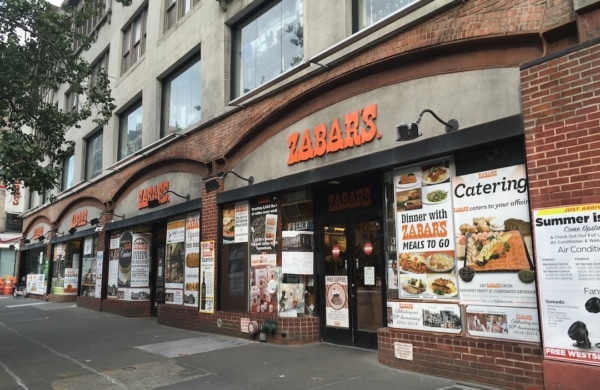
[394,159,457,299]
[533,204,600,366]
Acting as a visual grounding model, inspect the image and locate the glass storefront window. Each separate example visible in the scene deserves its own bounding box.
[52,241,81,295]
[80,236,99,297]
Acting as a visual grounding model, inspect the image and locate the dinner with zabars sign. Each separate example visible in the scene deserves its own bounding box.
[287,104,380,165]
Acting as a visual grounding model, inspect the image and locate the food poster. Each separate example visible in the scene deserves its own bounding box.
[222,201,250,244]
[117,233,151,301]
[279,282,305,317]
[533,204,600,365]
[466,305,540,343]
[107,234,119,298]
[282,231,314,274]
[63,268,78,294]
[326,275,349,328]
[184,212,200,307]
[165,220,185,294]
[200,240,215,313]
[452,164,537,308]
[387,301,461,333]
[95,252,103,298]
[118,232,132,289]
[249,198,279,313]
[394,159,458,299]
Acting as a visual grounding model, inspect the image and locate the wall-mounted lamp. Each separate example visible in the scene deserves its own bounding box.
[205,170,254,193]
[111,213,125,220]
[147,191,190,209]
[8,244,16,250]
[24,239,31,244]
[396,109,459,141]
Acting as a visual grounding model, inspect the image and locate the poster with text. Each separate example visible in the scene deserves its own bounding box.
[107,234,119,298]
[130,234,150,288]
[394,159,457,299]
[63,268,78,294]
[466,305,540,343]
[452,164,537,308]
[387,301,461,333]
[199,241,215,313]
[184,212,200,307]
[282,231,314,274]
[95,252,103,298]
[165,220,185,292]
[326,275,349,328]
[235,201,249,243]
[118,232,132,289]
[534,204,600,366]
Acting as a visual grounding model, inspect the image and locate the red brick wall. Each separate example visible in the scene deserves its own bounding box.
[101,299,151,317]
[157,305,319,344]
[378,329,543,389]
[77,296,102,311]
[522,41,600,390]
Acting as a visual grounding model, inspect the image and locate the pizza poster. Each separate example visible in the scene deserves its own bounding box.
[452,164,537,308]
[533,204,600,366]
[325,275,349,328]
[387,301,462,334]
[394,159,457,299]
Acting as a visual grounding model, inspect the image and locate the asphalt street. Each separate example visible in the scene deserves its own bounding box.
[0,296,497,390]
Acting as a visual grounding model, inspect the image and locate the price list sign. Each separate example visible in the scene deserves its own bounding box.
[533,204,600,366]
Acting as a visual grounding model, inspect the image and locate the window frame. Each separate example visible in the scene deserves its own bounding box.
[65,89,79,113]
[231,0,304,98]
[161,55,201,137]
[118,101,143,161]
[353,0,421,32]
[85,129,103,180]
[90,50,109,90]
[61,153,75,191]
[121,8,148,75]
[165,0,200,31]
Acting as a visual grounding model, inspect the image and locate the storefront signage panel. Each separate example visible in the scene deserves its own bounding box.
[71,209,88,228]
[3,180,23,213]
[452,164,537,308]
[328,187,372,212]
[287,104,380,165]
[138,180,170,209]
[325,275,349,328]
[466,305,540,343]
[394,159,457,300]
[249,199,278,314]
[165,220,185,303]
[184,212,200,307]
[387,301,461,333]
[200,240,215,313]
[533,204,600,366]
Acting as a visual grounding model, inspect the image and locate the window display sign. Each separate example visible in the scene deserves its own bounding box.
[326,275,349,328]
[117,232,151,301]
[222,201,249,244]
[394,159,457,299]
[466,305,539,342]
[452,164,537,308]
[249,198,279,313]
[200,240,215,313]
[165,220,185,292]
[184,212,200,307]
[533,204,600,366]
[107,234,119,299]
[282,231,314,274]
[386,301,461,333]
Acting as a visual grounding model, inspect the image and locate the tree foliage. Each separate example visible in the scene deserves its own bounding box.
[0,0,129,197]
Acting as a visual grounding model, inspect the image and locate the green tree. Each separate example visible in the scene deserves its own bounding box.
[0,0,130,197]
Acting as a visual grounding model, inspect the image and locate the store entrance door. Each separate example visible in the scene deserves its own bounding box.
[321,217,384,349]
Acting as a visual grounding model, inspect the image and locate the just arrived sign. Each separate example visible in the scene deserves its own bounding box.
[287,104,380,165]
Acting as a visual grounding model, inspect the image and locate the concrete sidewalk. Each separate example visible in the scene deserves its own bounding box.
[0,297,500,390]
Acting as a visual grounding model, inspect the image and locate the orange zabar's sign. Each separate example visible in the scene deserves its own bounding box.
[138,181,170,209]
[33,226,44,239]
[71,209,88,228]
[287,104,380,165]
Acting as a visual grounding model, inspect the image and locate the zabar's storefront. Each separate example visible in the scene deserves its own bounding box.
[207,66,544,386]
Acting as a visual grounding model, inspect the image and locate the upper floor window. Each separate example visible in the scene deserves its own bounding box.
[165,0,200,31]
[86,129,103,179]
[65,89,79,113]
[62,154,75,191]
[232,0,303,98]
[72,0,110,52]
[122,8,147,75]
[355,0,419,30]
[162,56,201,136]
[119,101,143,160]
[90,50,109,90]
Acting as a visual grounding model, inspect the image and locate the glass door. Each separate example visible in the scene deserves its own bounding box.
[322,218,384,349]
